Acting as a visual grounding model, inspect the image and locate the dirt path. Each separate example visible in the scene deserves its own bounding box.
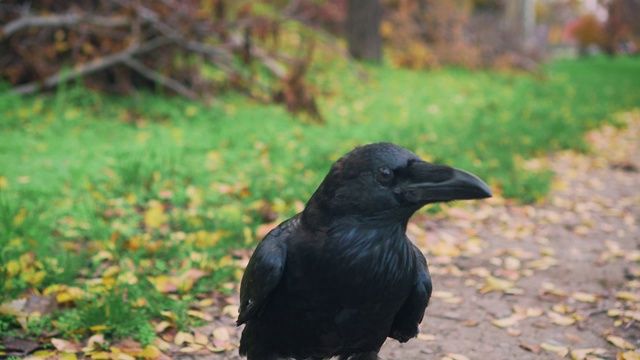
[181,111,640,360]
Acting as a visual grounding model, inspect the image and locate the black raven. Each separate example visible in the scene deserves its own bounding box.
[237,142,492,360]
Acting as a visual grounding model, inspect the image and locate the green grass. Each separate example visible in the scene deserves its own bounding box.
[0,56,639,345]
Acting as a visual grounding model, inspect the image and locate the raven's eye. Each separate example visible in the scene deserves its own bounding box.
[376,166,394,185]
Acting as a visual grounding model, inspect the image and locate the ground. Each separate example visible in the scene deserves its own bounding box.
[178,111,640,360]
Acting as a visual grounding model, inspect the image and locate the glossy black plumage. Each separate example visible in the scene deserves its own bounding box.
[237,143,492,360]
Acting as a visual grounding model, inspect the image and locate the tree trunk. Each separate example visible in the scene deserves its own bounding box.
[346,0,381,62]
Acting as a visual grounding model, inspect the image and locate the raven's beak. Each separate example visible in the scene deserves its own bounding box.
[401,161,492,204]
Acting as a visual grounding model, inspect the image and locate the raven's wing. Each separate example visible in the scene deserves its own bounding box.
[236,220,289,325]
[389,243,432,342]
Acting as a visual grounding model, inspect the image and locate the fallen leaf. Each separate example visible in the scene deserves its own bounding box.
[507,328,522,337]
[51,338,81,353]
[548,311,576,326]
[442,353,470,360]
[616,291,640,302]
[179,344,204,353]
[571,292,599,303]
[492,314,525,328]
[222,304,239,318]
[607,335,635,350]
[520,343,541,353]
[174,331,194,345]
[570,348,607,360]
[417,333,436,341]
[618,350,640,360]
[187,309,214,321]
[480,275,515,294]
[212,327,230,342]
[540,342,570,357]
[194,331,209,345]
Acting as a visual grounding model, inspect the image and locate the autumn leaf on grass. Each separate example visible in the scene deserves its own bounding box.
[144,200,167,229]
[607,336,635,350]
[178,269,207,292]
[187,309,214,322]
[0,298,27,317]
[51,338,81,353]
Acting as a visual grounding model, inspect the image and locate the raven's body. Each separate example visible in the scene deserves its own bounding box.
[238,143,491,360]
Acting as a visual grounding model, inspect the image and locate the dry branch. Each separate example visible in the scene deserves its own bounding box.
[0,0,323,120]
[122,58,198,100]
[12,37,170,95]
[1,14,132,39]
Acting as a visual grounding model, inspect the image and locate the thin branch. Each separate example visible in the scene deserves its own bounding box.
[2,14,131,39]
[12,37,170,95]
[122,58,197,100]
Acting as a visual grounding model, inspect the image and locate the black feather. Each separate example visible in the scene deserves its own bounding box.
[237,142,491,360]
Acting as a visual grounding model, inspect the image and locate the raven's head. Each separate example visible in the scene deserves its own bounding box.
[302,142,492,227]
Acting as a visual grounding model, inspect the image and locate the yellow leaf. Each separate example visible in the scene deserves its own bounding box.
[5,259,20,277]
[115,353,135,360]
[443,353,471,360]
[90,351,111,359]
[571,292,599,303]
[0,176,9,189]
[212,327,230,342]
[194,331,209,345]
[417,333,436,341]
[491,314,525,328]
[607,335,635,350]
[548,311,576,326]
[179,344,204,353]
[619,350,640,360]
[137,345,162,359]
[102,265,120,279]
[205,344,227,353]
[148,275,177,294]
[540,342,569,357]
[31,350,57,358]
[48,285,85,304]
[154,338,172,352]
[570,348,607,360]
[187,310,213,321]
[160,310,178,320]
[89,324,109,332]
[480,275,515,294]
[144,201,167,229]
[23,269,46,285]
[526,307,544,318]
[221,304,239,318]
[154,321,172,334]
[13,208,27,226]
[174,331,194,345]
[616,291,640,302]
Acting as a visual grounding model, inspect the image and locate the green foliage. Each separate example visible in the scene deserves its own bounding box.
[0,56,639,344]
